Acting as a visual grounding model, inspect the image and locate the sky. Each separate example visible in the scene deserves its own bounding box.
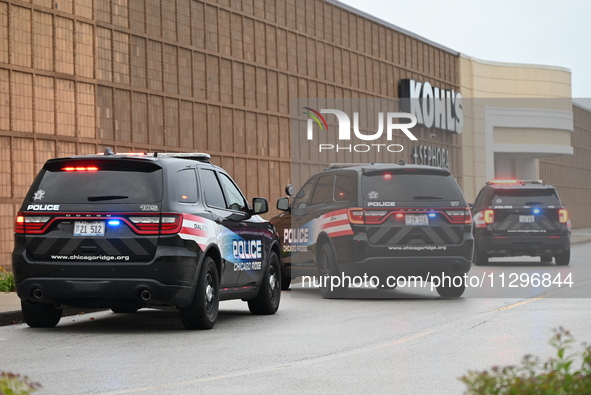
[337,0,591,100]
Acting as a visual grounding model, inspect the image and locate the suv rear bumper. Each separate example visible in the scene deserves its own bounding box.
[340,255,472,279]
[16,277,194,308]
[476,233,570,257]
[12,244,199,308]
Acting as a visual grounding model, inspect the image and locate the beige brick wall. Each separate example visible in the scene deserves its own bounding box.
[0,0,461,269]
[540,105,591,229]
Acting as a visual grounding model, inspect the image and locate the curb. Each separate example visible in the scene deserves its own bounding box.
[0,307,106,327]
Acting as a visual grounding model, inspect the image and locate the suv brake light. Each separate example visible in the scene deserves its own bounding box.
[347,208,388,225]
[558,209,568,224]
[128,214,183,235]
[474,210,494,228]
[62,166,99,171]
[14,214,52,234]
[348,208,472,225]
[15,213,182,235]
[484,209,494,224]
[444,209,472,224]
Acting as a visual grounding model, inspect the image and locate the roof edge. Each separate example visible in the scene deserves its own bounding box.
[460,54,571,73]
[326,0,459,56]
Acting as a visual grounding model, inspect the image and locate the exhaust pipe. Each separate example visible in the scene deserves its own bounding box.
[32,288,44,299]
[140,290,152,301]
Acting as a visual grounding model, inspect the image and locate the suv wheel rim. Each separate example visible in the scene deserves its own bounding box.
[205,272,214,315]
[268,264,277,302]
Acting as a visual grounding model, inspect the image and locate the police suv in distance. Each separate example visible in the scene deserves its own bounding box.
[472,180,571,265]
[272,163,474,297]
[13,149,281,329]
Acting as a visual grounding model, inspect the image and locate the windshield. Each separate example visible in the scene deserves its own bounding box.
[362,170,464,201]
[492,188,561,206]
[31,168,163,204]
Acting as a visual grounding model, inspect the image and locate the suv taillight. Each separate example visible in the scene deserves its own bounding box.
[128,214,183,235]
[14,214,52,234]
[558,209,568,224]
[347,208,389,225]
[484,209,495,224]
[444,208,473,224]
[474,210,494,228]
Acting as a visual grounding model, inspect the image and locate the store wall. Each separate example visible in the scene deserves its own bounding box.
[0,0,461,269]
[459,55,573,202]
[540,104,591,229]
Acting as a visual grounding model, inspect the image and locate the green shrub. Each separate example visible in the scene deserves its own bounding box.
[0,267,15,292]
[460,327,591,394]
[0,371,41,395]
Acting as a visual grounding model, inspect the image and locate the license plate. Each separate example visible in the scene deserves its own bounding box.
[519,215,535,223]
[73,221,105,237]
[405,214,429,226]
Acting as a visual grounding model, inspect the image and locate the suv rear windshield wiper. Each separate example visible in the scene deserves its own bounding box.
[87,195,129,201]
[413,195,443,200]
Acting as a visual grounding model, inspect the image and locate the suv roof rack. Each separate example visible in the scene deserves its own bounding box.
[486,179,545,186]
[150,152,211,163]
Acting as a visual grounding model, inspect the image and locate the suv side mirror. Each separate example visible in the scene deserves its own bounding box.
[277,197,290,212]
[468,203,474,210]
[252,197,268,215]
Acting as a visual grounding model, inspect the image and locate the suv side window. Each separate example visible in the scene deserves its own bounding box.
[334,173,357,202]
[219,172,248,211]
[309,175,333,206]
[292,178,317,210]
[473,189,486,210]
[177,169,198,203]
[200,169,226,208]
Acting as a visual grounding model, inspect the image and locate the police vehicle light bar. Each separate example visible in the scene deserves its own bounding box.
[487,179,544,185]
[95,152,147,156]
[62,166,99,171]
[152,152,211,160]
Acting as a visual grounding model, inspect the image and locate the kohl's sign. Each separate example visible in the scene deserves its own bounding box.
[400,79,464,134]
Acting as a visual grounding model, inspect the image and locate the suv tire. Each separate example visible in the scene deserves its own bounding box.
[280,268,292,291]
[473,243,489,266]
[555,248,570,266]
[540,255,553,263]
[21,300,62,328]
[180,256,219,330]
[248,252,281,315]
[317,243,347,298]
[435,276,466,298]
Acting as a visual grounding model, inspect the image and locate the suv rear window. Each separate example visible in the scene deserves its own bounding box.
[362,169,463,201]
[492,188,561,206]
[31,161,162,204]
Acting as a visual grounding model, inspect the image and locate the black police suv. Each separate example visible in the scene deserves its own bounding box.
[13,150,281,329]
[472,180,571,265]
[272,163,474,297]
